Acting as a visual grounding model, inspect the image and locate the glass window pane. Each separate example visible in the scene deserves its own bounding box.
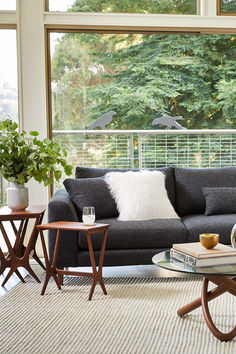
[50,32,236,131]
[0,29,18,123]
[50,31,236,181]
[0,0,16,10]
[0,29,18,206]
[220,0,236,13]
[49,0,198,15]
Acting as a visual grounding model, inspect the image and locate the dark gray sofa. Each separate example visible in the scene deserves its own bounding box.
[48,166,236,267]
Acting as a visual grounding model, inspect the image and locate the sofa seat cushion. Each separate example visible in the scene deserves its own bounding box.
[75,166,176,208]
[78,217,187,250]
[76,248,168,266]
[182,214,236,244]
[174,167,236,216]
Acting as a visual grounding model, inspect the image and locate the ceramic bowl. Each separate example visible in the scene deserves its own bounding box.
[199,233,219,249]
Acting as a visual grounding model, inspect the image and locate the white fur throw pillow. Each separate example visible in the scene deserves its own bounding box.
[105,170,179,221]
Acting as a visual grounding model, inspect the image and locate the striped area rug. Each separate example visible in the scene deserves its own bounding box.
[0,277,235,353]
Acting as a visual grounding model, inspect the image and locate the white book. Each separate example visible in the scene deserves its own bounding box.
[170,248,236,267]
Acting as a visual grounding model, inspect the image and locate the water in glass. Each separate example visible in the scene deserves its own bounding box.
[82,207,95,225]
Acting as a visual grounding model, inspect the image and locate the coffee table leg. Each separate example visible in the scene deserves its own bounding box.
[177,282,227,317]
[178,275,236,342]
[201,276,236,341]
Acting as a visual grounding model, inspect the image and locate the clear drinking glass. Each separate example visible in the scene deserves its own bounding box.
[82,206,95,225]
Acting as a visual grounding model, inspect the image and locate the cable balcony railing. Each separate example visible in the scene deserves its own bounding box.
[1,129,236,203]
[53,129,236,168]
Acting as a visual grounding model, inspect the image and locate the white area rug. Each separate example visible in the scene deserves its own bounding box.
[0,277,235,354]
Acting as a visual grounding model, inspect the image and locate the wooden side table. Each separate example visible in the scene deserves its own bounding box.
[0,205,46,286]
[37,221,110,300]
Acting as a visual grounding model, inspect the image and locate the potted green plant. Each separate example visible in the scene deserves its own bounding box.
[0,119,73,210]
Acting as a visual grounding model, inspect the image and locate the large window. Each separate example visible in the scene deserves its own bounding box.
[50,32,236,131]
[49,31,236,176]
[48,0,198,14]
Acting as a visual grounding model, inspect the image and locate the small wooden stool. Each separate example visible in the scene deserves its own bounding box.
[37,221,110,300]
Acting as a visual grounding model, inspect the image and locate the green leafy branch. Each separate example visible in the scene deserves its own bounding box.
[0,119,73,185]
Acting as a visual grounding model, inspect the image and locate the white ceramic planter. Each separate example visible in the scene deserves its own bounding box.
[7,182,29,211]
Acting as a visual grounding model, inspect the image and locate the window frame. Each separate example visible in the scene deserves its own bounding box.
[0,24,16,29]
[45,0,236,197]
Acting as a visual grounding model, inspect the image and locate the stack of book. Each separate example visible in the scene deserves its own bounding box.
[170,242,236,268]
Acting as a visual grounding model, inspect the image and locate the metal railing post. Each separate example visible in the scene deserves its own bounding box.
[138,133,142,168]
[129,133,134,168]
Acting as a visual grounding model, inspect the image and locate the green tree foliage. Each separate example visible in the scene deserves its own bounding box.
[221,0,236,12]
[51,31,236,130]
[69,0,197,14]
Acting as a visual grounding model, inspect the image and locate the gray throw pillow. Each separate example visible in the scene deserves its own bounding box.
[63,178,118,219]
[202,187,236,216]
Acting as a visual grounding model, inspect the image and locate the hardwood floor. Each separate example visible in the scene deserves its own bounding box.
[0,260,199,297]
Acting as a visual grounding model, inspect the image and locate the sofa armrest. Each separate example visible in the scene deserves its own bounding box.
[48,189,79,267]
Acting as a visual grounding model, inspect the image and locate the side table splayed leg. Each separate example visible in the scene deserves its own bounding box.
[37,221,109,300]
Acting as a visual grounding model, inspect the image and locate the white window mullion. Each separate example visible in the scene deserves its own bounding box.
[200,0,217,16]
[16,0,48,207]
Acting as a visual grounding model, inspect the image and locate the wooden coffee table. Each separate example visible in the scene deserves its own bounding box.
[0,205,46,286]
[152,250,236,342]
[37,221,110,300]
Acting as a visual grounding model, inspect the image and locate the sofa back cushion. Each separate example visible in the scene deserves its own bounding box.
[63,177,118,219]
[75,166,176,207]
[174,167,236,216]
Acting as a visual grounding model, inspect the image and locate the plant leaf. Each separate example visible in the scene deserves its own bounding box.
[29,131,39,136]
